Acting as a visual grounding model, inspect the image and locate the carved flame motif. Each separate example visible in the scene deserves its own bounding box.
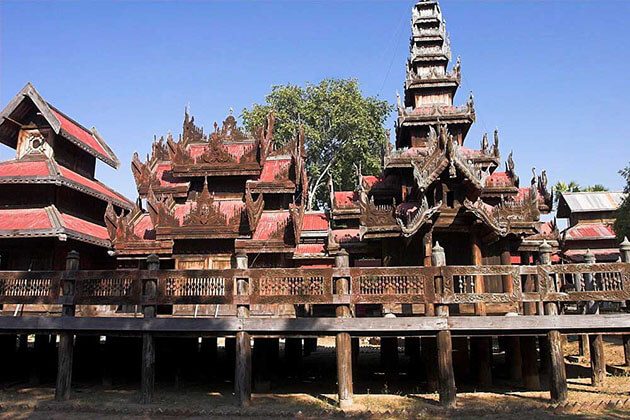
[395,197,442,238]
[245,189,264,230]
[289,201,305,245]
[104,202,141,242]
[147,189,179,228]
[359,196,398,227]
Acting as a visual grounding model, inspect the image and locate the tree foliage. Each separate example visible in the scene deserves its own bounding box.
[614,163,630,240]
[242,79,392,209]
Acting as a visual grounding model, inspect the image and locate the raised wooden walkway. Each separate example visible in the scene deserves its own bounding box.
[0,245,628,408]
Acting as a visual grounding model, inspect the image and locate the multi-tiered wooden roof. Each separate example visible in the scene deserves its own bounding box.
[106,111,309,260]
[0,83,132,257]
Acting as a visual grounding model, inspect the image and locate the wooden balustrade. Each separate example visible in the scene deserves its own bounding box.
[0,262,627,309]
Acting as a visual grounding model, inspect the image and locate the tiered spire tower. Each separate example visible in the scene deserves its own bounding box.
[397,0,474,149]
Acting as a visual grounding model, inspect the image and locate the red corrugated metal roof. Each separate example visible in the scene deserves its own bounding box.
[564,223,616,240]
[57,165,130,205]
[302,212,328,231]
[334,191,358,208]
[0,160,50,177]
[333,228,360,244]
[294,243,326,255]
[485,171,512,188]
[259,158,291,182]
[50,108,116,165]
[0,208,52,230]
[252,211,290,240]
[133,213,156,240]
[60,212,108,240]
[564,248,619,257]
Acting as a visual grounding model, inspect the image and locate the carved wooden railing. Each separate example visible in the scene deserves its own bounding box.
[0,263,628,310]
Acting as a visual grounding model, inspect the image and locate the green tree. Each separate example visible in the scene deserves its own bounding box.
[614,164,630,240]
[242,79,392,209]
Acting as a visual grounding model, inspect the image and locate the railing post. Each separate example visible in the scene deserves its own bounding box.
[55,250,79,401]
[234,252,251,407]
[540,241,568,403]
[433,246,455,408]
[500,242,522,381]
[520,250,541,390]
[620,238,630,367]
[335,249,353,409]
[470,230,492,387]
[583,249,606,387]
[140,254,159,404]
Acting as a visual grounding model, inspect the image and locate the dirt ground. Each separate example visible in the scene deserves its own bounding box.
[0,336,628,419]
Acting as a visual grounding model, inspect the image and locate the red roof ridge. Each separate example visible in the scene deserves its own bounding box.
[0,83,120,168]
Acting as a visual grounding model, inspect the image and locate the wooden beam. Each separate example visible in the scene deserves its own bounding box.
[0,315,628,335]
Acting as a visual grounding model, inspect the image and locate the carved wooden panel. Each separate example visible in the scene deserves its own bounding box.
[165,276,226,297]
[79,278,134,297]
[0,278,52,297]
[258,275,325,296]
[358,274,424,295]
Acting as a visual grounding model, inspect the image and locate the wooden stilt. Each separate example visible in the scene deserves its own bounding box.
[335,251,353,409]
[579,335,589,359]
[505,336,522,381]
[381,337,399,380]
[55,251,78,401]
[471,337,492,386]
[140,254,159,404]
[406,337,421,379]
[545,302,567,403]
[140,333,155,403]
[436,305,455,408]
[235,331,252,406]
[521,251,540,389]
[589,334,605,387]
[624,335,630,367]
[234,253,251,407]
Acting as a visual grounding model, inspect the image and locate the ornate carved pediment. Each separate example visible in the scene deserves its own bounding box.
[183,179,242,229]
[213,114,248,143]
[167,135,190,165]
[463,198,508,236]
[396,197,442,238]
[245,189,264,230]
[360,196,398,227]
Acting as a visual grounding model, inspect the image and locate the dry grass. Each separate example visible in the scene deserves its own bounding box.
[1,336,628,419]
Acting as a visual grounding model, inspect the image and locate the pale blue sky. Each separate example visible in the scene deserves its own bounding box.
[1,0,628,200]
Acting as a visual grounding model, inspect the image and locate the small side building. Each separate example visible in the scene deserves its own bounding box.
[0,83,133,271]
[557,191,626,262]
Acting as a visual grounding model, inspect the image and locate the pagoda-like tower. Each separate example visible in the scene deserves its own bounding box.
[330,0,556,272]
[0,83,132,272]
[397,0,473,149]
[105,111,311,271]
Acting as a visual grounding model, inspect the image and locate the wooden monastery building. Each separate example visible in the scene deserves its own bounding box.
[557,191,626,262]
[0,0,629,411]
[329,0,556,297]
[0,83,132,272]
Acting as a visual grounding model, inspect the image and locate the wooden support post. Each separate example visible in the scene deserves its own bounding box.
[335,250,353,409]
[579,335,589,359]
[471,230,492,386]
[589,333,605,387]
[55,251,78,401]
[406,337,421,379]
[140,254,159,404]
[234,253,251,407]
[619,238,630,367]
[539,241,568,403]
[436,305,456,408]
[582,249,606,387]
[545,302,568,402]
[505,336,522,381]
[520,250,541,390]
[285,338,303,376]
